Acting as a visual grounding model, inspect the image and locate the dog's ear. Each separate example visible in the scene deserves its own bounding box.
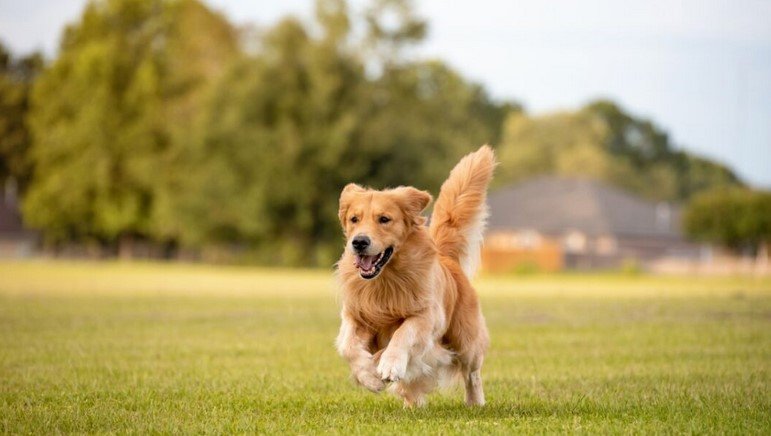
[339,183,365,226]
[393,186,432,226]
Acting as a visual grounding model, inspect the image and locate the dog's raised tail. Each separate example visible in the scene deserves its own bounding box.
[429,145,496,278]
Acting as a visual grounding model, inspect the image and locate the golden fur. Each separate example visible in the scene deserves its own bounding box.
[335,145,495,407]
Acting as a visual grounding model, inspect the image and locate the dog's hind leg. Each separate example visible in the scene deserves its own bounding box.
[461,352,485,406]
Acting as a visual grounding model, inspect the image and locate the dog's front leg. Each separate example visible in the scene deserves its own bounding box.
[336,311,384,393]
[376,314,433,383]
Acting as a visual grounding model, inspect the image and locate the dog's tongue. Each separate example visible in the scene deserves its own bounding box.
[356,254,377,270]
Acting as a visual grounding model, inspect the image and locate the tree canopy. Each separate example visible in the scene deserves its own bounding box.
[496,100,742,202]
[22,0,237,245]
[165,1,510,264]
[0,42,42,192]
[683,188,771,254]
[17,0,509,263]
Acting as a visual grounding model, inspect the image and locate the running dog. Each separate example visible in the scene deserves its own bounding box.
[335,145,495,407]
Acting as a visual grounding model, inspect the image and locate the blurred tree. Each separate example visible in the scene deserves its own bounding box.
[148,0,239,246]
[497,111,609,183]
[362,61,510,192]
[585,100,742,199]
[671,153,742,200]
[174,0,512,265]
[497,101,743,201]
[684,188,771,261]
[0,42,43,192]
[172,15,368,264]
[20,0,514,262]
[23,0,237,252]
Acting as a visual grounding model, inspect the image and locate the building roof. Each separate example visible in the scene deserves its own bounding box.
[487,176,683,238]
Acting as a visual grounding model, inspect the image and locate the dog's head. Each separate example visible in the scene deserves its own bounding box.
[338,183,432,280]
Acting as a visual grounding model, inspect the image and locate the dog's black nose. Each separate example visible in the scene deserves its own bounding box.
[351,235,370,252]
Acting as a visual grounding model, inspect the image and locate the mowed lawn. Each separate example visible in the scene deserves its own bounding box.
[1,262,769,434]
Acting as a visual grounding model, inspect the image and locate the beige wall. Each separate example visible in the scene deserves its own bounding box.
[482,231,563,273]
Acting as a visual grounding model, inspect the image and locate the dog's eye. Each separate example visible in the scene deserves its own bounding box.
[350,216,359,223]
[379,216,391,224]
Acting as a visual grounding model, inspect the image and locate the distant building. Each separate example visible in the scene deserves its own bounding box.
[0,180,38,258]
[483,177,702,272]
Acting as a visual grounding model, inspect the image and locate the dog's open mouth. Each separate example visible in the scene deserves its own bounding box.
[354,246,394,279]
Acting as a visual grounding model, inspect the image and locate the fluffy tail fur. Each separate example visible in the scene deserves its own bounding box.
[429,145,496,278]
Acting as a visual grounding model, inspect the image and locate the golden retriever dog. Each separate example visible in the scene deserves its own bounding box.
[335,145,495,407]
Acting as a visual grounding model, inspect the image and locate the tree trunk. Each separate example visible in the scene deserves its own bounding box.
[756,242,769,276]
[118,234,134,260]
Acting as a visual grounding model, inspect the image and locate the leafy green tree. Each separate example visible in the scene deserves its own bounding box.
[20,0,513,263]
[497,111,608,183]
[23,0,237,250]
[0,42,42,192]
[147,0,239,245]
[171,0,511,265]
[683,188,771,258]
[362,61,509,192]
[24,0,164,244]
[172,15,368,264]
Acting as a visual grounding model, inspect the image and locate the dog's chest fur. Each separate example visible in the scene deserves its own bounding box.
[345,272,431,330]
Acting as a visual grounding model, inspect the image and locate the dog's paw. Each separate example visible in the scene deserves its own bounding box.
[355,367,385,393]
[376,351,408,383]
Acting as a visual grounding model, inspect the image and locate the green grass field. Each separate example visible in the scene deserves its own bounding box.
[1,261,769,434]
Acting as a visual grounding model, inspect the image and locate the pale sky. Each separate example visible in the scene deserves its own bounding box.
[1,0,769,187]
